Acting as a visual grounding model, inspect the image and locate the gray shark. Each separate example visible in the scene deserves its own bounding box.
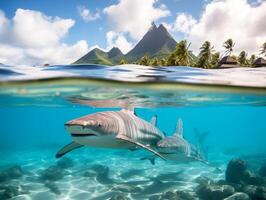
[56,109,165,159]
[142,118,206,165]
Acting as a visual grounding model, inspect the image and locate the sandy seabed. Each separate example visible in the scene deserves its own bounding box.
[0,147,228,200]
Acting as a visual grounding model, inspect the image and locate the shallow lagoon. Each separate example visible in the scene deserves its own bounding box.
[0,64,266,200]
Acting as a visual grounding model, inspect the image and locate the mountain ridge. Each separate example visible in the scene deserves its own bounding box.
[73,47,124,65]
[73,23,177,65]
[125,23,177,61]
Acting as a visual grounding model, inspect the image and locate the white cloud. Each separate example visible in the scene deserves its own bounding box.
[0,10,9,39]
[106,31,133,53]
[77,6,100,22]
[0,9,90,66]
[25,40,89,65]
[0,44,25,64]
[103,0,170,40]
[11,9,75,48]
[0,10,8,28]
[178,0,266,55]
[167,13,196,34]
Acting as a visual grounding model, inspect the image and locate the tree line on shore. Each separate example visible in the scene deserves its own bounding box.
[120,39,266,68]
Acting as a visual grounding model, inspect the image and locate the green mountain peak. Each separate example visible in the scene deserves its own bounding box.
[73,23,177,65]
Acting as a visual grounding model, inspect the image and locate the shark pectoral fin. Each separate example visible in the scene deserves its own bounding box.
[116,134,165,160]
[56,142,83,158]
[141,156,156,165]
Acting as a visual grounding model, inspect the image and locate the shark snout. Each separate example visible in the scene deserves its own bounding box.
[64,119,100,137]
[64,119,98,127]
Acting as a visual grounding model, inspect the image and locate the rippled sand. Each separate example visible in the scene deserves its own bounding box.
[0,147,228,200]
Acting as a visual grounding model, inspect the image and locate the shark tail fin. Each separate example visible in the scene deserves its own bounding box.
[194,128,209,160]
[150,115,157,126]
[141,156,156,165]
[173,118,183,138]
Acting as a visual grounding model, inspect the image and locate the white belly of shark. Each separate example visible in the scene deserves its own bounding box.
[73,135,133,148]
[56,109,166,159]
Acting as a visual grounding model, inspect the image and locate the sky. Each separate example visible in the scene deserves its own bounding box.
[0,0,265,65]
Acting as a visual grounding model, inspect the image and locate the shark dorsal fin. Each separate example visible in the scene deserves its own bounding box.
[174,118,183,138]
[150,115,157,126]
[121,107,136,115]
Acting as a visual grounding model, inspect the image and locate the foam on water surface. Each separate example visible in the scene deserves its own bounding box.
[1,64,266,87]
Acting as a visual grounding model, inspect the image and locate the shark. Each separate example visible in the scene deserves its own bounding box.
[141,118,207,165]
[56,109,166,159]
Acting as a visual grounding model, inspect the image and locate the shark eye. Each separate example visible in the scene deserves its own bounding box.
[98,124,101,127]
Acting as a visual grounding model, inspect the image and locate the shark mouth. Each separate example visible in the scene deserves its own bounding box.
[71,133,97,137]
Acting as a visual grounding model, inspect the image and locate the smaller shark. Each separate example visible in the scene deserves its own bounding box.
[56,109,166,159]
[142,118,207,165]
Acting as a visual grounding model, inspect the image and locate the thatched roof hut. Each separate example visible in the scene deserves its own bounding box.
[253,57,266,67]
[218,56,238,68]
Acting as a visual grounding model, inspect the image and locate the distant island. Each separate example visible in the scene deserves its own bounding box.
[73,23,266,69]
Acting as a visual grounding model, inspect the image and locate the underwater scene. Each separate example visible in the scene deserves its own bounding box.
[0,64,266,200]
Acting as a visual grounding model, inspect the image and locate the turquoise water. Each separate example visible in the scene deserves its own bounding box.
[0,64,266,200]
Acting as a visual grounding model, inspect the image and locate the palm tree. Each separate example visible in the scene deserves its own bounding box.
[249,54,256,66]
[166,40,193,66]
[223,39,235,56]
[210,52,220,68]
[159,58,166,66]
[138,55,150,66]
[195,41,214,68]
[238,51,248,66]
[119,58,128,65]
[150,58,159,66]
[166,53,176,66]
[174,40,193,66]
[260,42,266,57]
